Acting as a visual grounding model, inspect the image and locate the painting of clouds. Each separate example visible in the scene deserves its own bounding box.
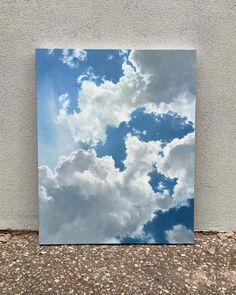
[36,49,196,244]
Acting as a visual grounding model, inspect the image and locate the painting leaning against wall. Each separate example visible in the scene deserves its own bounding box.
[36,49,196,244]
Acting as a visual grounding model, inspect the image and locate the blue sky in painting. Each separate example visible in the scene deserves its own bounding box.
[37,49,195,244]
[36,49,129,168]
[96,108,194,171]
[121,199,194,244]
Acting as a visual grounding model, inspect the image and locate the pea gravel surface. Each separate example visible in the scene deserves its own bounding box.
[0,232,235,294]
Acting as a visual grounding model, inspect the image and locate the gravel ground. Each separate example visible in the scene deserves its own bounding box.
[0,231,235,294]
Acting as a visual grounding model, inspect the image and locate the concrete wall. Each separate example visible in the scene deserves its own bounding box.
[1,0,236,231]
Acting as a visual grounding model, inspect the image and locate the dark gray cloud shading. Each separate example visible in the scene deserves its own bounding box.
[130,50,196,105]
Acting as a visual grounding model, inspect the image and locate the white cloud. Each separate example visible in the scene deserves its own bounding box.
[56,50,196,145]
[47,49,54,55]
[60,49,87,68]
[57,62,144,144]
[145,92,195,123]
[158,132,195,207]
[124,132,195,208]
[165,225,194,244]
[107,54,114,61]
[76,66,101,85]
[58,93,70,110]
[118,49,129,62]
[119,49,129,56]
[39,132,194,244]
[39,137,165,243]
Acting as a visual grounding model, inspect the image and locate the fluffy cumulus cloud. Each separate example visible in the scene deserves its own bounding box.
[39,131,194,244]
[39,136,163,243]
[57,62,144,144]
[157,133,195,207]
[165,224,194,244]
[56,50,196,145]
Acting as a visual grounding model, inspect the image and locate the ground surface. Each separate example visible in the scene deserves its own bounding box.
[0,232,235,294]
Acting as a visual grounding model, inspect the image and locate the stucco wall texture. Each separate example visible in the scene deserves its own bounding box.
[0,1,236,231]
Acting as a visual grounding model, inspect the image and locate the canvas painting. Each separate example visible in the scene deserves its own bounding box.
[36,49,196,244]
